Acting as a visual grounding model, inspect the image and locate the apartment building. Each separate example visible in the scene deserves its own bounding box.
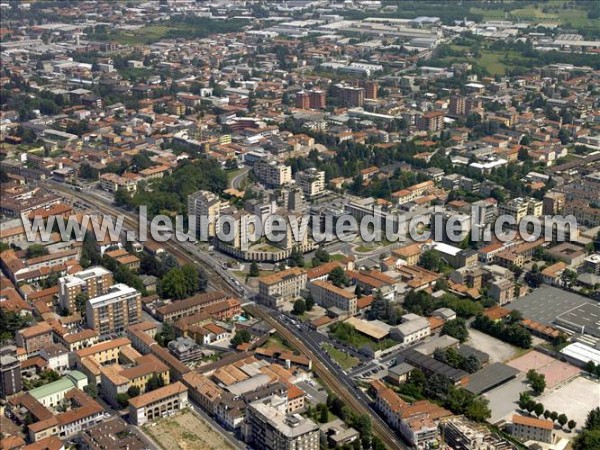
[335,84,365,107]
[308,280,357,316]
[390,314,431,345]
[187,190,222,238]
[129,381,189,426]
[295,168,325,199]
[85,284,142,335]
[308,89,326,109]
[246,396,319,450]
[16,322,53,356]
[364,80,378,100]
[417,111,445,132]
[295,91,310,109]
[254,160,292,187]
[99,172,140,193]
[449,95,466,116]
[543,191,566,215]
[0,345,22,397]
[258,268,307,309]
[511,415,553,443]
[100,354,170,407]
[17,388,104,443]
[58,266,113,314]
[154,291,231,322]
[498,197,543,224]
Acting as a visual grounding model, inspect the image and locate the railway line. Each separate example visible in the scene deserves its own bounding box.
[49,184,236,295]
[246,304,405,450]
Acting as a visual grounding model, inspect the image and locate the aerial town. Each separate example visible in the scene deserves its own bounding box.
[0,1,599,450]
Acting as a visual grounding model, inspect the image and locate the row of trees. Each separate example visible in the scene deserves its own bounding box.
[404,290,483,319]
[326,394,385,450]
[440,318,469,343]
[518,393,576,431]
[471,315,532,349]
[393,370,491,422]
[584,360,600,378]
[158,264,207,299]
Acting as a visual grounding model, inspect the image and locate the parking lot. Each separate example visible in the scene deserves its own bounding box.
[297,380,328,405]
[466,328,518,363]
[537,376,599,429]
[484,374,530,424]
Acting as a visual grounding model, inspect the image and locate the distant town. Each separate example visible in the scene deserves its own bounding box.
[0,1,599,450]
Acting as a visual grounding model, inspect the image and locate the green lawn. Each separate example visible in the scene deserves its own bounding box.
[330,254,347,262]
[226,168,244,182]
[470,2,593,28]
[322,344,360,370]
[330,324,397,351]
[109,25,178,45]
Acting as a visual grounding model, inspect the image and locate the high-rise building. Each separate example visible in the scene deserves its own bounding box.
[449,95,466,116]
[543,191,566,215]
[246,395,319,450]
[335,84,364,107]
[295,91,310,109]
[188,190,222,238]
[254,160,292,187]
[0,346,22,398]
[58,266,113,313]
[295,168,325,199]
[465,97,483,116]
[417,111,445,132]
[86,284,142,335]
[364,80,378,100]
[308,90,326,109]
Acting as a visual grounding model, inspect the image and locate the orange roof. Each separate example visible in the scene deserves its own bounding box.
[512,414,554,430]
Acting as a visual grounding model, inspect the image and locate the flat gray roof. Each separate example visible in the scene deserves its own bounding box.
[465,363,519,395]
[555,302,600,338]
[506,286,591,326]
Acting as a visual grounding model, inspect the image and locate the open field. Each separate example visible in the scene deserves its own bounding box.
[507,350,580,389]
[322,343,360,370]
[470,2,593,28]
[144,409,234,450]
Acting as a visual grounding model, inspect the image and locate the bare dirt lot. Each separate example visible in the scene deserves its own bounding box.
[507,350,580,388]
[144,409,234,450]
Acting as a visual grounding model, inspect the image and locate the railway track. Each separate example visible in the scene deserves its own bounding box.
[245,304,405,450]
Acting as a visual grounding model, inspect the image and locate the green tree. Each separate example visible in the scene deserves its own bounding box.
[249,262,260,277]
[441,318,469,343]
[83,384,98,398]
[558,413,568,428]
[288,247,305,267]
[75,293,88,316]
[585,360,596,375]
[568,420,577,431]
[159,268,188,299]
[231,329,251,347]
[319,404,329,423]
[305,295,314,311]
[26,244,49,258]
[156,322,175,347]
[534,402,545,417]
[328,266,348,287]
[293,299,306,315]
[146,374,165,392]
[550,411,559,422]
[116,393,130,408]
[312,248,330,267]
[419,250,443,271]
[127,385,141,397]
[526,369,546,396]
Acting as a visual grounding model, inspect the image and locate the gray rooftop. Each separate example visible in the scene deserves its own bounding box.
[506,286,591,326]
[464,362,519,395]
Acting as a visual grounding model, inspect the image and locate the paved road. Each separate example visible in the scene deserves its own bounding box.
[252,305,407,450]
[230,167,250,190]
